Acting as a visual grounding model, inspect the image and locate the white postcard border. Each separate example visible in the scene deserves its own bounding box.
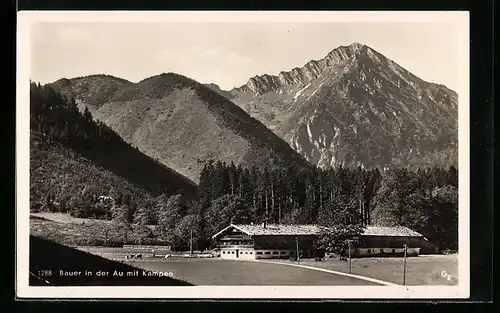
[16,10,470,299]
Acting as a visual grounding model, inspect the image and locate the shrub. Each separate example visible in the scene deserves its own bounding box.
[30,201,43,213]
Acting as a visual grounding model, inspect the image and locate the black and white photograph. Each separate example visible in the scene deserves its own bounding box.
[16,11,470,299]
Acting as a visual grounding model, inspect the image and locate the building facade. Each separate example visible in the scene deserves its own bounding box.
[213,224,433,260]
[351,226,437,256]
[212,224,323,260]
[347,226,427,257]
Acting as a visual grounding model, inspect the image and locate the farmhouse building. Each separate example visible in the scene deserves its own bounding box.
[212,224,434,260]
[350,226,435,257]
[212,224,327,260]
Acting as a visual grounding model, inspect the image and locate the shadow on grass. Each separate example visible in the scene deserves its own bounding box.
[29,215,51,222]
[29,235,193,286]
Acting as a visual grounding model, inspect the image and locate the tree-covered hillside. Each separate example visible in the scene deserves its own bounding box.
[30,82,197,219]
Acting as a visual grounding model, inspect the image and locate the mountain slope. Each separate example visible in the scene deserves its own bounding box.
[230,42,458,169]
[92,73,310,182]
[30,132,197,211]
[204,83,235,99]
[30,83,198,210]
[51,74,133,112]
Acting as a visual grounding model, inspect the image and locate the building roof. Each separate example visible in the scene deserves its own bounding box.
[362,226,424,237]
[212,224,328,239]
[212,224,424,239]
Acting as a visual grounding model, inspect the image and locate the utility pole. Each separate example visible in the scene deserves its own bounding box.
[278,204,281,224]
[403,244,408,285]
[348,240,353,274]
[265,190,268,228]
[190,228,193,258]
[295,237,299,264]
[362,201,365,226]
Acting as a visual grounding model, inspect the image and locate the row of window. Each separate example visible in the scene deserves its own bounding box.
[221,241,252,245]
[222,251,254,255]
[221,250,297,256]
[257,251,284,255]
[257,240,313,246]
[255,251,300,256]
[222,251,295,255]
[221,250,313,257]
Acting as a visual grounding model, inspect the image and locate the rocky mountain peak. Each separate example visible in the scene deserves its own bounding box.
[349,42,365,50]
[232,42,386,95]
[230,42,458,170]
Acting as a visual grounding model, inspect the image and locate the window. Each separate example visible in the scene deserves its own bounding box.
[256,252,262,255]
[281,251,286,254]
[264,252,271,255]
[272,251,279,255]
[232,251,235,254]
[222,251,226,254]
[281,241,286,245]
[392,249,396,253]
[367,249,371,253]
[250,252,253,254]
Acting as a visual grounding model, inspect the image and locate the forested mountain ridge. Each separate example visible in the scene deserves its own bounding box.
[51,74,132,112]
[88,72,310,183]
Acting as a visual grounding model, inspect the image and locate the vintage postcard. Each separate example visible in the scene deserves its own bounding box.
[16,11,470,299]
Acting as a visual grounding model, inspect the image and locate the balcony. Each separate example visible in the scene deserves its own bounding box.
[219,244,254,249]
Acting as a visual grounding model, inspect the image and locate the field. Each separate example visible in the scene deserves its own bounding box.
[30,213,162,246]
[81,246,458,286]
[31,212,115,225]
[266,255,459,286]
[78,246,382,286]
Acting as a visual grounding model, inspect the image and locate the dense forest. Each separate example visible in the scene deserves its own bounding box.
[30,82,459,252]
[195,161,458,252]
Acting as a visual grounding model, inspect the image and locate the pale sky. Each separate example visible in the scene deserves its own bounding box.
[31,21,464,91]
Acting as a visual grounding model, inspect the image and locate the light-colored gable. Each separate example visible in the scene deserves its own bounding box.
[211,224,252,239]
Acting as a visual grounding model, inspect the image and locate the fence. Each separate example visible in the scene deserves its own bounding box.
[123,244,172,251]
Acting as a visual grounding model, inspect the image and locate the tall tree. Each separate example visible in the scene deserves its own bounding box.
[428,185,459,250]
